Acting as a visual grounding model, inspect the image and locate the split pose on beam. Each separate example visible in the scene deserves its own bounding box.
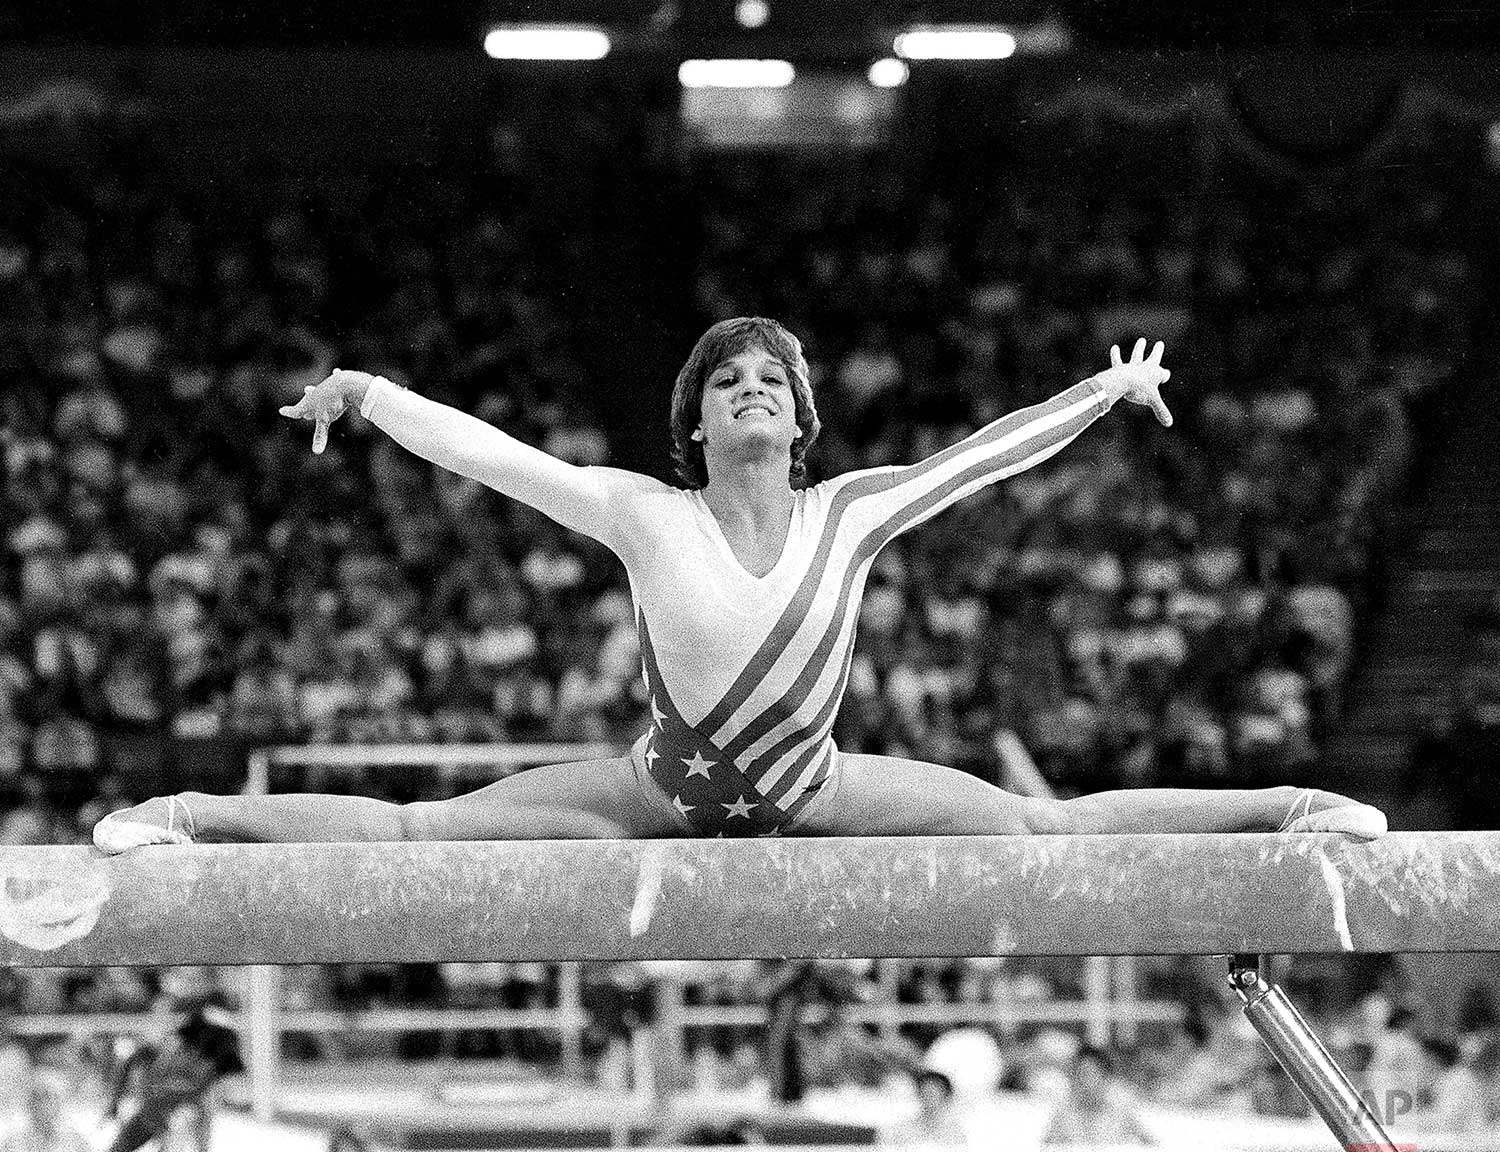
[96,320,1386,849]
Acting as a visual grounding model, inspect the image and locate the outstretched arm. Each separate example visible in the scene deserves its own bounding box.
[846,339,1172,542]
[280,371,653,550]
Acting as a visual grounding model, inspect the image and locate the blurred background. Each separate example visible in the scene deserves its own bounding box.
[3,1,1500,1149]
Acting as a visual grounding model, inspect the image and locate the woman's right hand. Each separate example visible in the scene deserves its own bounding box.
[278,369,376,454]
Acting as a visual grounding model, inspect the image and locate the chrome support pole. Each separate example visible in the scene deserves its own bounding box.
[1228,955,1402,1152]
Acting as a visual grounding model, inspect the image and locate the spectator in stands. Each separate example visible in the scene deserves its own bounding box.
[1039,1045,1155,1146]
[881,1069,967,1147]
[327,1129,373,1152]
[105,969,243,1152]
[1475,1036,1500,1128]
[757,960,865,1104]
[77,777,134,838]
[0,1073,88,1152]
[1411,1036,1490,1134]
[652,1115,766,1146]
[0,779,68,847]
[0,1031,33,1143]
[923,1027,1007,1105]
[1362,1004,1430,1111]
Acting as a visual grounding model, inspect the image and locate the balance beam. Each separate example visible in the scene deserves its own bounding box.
[0,833,1496,967]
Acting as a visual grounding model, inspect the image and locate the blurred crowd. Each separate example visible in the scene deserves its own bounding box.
[0,108,641,801]
[1418,586,1500,828]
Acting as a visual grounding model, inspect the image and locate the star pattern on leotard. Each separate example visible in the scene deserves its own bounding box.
[641,697,785,837]
[682,751,716,779]
[636,614,794,838]
[722,795,757,820]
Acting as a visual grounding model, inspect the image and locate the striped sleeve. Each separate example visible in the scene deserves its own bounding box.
[844,378,1114,544]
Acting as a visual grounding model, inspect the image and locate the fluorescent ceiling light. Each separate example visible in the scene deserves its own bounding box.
[678,59,796,88]
[483,25,611,60]
[894,26,1017,60]
[867,58,909,88]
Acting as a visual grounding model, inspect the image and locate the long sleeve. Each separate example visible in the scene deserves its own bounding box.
[359,376,656,551]
[838,378,1114,546]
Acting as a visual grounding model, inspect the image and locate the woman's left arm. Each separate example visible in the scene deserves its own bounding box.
[841,338,1172,541]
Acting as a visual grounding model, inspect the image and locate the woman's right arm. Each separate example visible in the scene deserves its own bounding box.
[281,371,655,550]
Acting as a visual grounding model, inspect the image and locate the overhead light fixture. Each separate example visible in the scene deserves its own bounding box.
[735,0,770,29]
[894,25,1017,60]
[678,59,796,88]
[483,25,611,60]
[867,58,909,88]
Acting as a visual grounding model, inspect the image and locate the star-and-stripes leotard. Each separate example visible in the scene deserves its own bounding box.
[361,375,1118,837]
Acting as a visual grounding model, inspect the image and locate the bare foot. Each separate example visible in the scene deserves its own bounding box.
[93,795,196,854]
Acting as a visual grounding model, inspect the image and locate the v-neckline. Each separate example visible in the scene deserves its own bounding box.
[691,490,797,582]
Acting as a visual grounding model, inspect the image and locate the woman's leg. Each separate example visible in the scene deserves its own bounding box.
[790,755,1045,835]
[96,756,684,848]
[794,753,1384,837]
[404,757,684,840]
[1051,784,1373,835]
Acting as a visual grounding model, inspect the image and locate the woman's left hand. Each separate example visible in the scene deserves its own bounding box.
[1096,338,1172,427]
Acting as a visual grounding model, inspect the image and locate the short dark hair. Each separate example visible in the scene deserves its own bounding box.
[1472,1036,1500,1076]
[1075,1044,1115,1075]
[1387,1007,1418,1033]
[1418,1036,1460,1068]
[669,317,820,489]
[915,1069,955,1098]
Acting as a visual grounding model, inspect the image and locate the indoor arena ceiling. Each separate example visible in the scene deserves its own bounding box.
[0,0,1492,50]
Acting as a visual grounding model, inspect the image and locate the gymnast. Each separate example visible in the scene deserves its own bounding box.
[95,317,1387,849]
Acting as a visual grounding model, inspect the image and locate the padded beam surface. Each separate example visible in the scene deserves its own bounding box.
[0,833,1496,966]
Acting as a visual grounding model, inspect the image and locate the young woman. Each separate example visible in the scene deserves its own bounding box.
[95,318,1385,849]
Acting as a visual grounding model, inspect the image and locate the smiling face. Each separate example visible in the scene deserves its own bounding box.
[696,346,800,465]
[669,317,821,489]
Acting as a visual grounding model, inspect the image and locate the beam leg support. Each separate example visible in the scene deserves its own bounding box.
[245,965,281,1123]
[1228,955,1399,1152]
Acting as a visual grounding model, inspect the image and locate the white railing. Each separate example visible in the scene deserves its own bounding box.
[242,741,619,794]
